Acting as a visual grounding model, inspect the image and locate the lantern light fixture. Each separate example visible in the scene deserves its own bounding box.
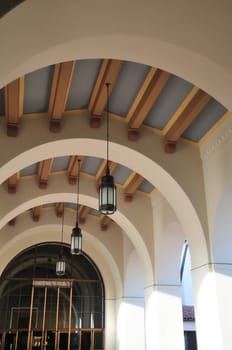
[71,159,83,255]
[56,204,66,276]
[99,83,117,215]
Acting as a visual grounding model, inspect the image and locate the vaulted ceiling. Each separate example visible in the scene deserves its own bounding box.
[1,58,229,232]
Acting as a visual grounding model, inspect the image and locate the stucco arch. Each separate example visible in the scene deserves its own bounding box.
[0,129,209,269]
[0,218,122,299]
[0,1,231,110]
[0,185,154,286]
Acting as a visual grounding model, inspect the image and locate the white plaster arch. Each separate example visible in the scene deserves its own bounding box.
[0,221,122,299]
[0,1,231,109]
[0,132,209,269]
[0,187,154,286]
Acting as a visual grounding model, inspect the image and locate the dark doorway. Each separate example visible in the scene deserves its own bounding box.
[46,331,55,350]
[81,331,91,350]
[59,333,68,350]
[17,331,27,350]
[18,316,29,329]
[4,333,15,350]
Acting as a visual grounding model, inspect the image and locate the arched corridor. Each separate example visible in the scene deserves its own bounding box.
[0,1,232,349]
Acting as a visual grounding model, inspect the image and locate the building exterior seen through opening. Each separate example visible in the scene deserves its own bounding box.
[0,1,232,349]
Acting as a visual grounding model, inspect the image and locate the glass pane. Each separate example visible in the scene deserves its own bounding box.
[45,288,57,329]
[94,331,103,349]
[59,288,70,330]
[33,288,45,329]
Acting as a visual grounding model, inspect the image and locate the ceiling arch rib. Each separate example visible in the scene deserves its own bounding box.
[89,59,123,127]
[128,69,171,141]
[5,77,23,137]
[0,189,154,288]
[0,59,227,154]
[0,218,124,299]
[7,173,18,194]
[49,61,75,132]
[0,132,209,269]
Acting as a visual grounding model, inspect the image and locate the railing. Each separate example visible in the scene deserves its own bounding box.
[0,328,104,350]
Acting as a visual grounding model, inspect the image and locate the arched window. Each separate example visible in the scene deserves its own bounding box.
[0,243,105,350]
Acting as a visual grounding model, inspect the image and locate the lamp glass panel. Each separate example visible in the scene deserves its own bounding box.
[56,260,65,276]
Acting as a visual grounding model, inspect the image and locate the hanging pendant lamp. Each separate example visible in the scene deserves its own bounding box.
[71,159,83,255]
[99,83,117,215]
[56,203,66,276]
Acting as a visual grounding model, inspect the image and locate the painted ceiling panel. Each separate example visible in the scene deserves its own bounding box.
[138,179,155,193]
[183,99,227,142]
[24,65,54,114]
[0,88,4,115]
[51,156,70,172]
[20,163,38,177]
[81,156,103,176]
[43,203,55,208]
[109,61,150,117]
[113,164,133,185]
[89,208,101,217]
[66,203,78,210]
[144,75,194,129]
[66,59,102,110]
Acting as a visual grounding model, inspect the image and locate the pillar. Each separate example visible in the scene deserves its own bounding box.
[105,298,116,350]
[116,296,145,350]
[192,263,232,350]
[145,284,185,350]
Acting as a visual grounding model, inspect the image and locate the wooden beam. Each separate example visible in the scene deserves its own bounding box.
[164,89,211,153]
[89,59,123,127]
[95,160,117,188]
[68,156,84,184]
[124,173,144,202]
[79,205,90,224]
[101,215,112,231]
[56,202,64,217]
[127,67,157,122]
[8,173,18,194]
[128,69,170,140]
[32,206,41,222]
[5,77,24,136]
[8,218,16,226]
[38,159,53,189]
[49,61,75,132]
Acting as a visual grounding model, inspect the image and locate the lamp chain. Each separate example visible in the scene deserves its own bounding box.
[76,159,81,227]
[106,82,110,174]
[61,203,64,243]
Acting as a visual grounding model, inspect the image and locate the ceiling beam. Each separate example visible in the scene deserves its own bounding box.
[164,89,211,153]
[127,67,157,122]
[32,206,41,222]
[79,205,90,224]
[8,173,18,194]
[100,215,112,231]
[89,59,123,127]
[8,218,16,226]
[5,77,24,137]
[128,69,170,140]
[56,202,64,217]
[38,159,53,189]
[68,156,84,185]
[124,173,144,201]
[49,61,75,132]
